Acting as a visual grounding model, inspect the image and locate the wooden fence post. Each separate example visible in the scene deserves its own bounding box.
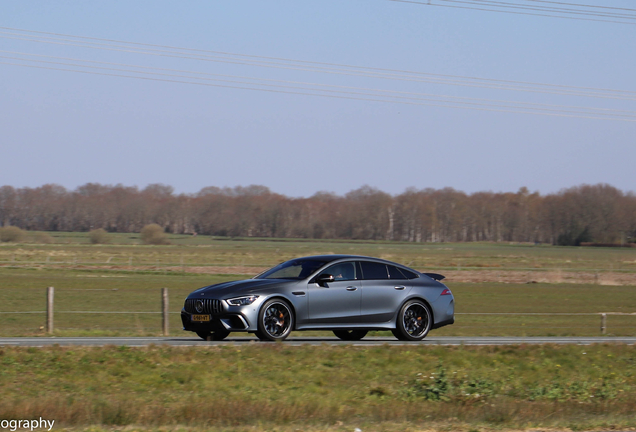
[601,313,607,335]
[162,288,169,336]
[46,287,54,334]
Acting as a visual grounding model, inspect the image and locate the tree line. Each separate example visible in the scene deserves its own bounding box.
[0,183,634,245]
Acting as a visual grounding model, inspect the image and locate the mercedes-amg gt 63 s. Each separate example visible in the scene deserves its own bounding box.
[182,255,454,341]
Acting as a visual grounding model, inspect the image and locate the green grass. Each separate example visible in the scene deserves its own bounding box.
[1,236,635,337]
[0,268,230,336]
[435,282,636,337]
[1,268,635,337]
[0,344,635,430]
[2,236,636,431]
[2,232,636,273]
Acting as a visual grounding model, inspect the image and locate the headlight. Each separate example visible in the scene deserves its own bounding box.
[226,295,259,306]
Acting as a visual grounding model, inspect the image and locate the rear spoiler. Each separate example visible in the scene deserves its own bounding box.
[423,273,445,281]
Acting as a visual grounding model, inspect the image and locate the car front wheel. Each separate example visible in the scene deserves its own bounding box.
[392,300,432,341]
[255,299,294,341]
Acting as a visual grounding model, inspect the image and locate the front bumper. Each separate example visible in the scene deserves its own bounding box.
[181,309,251,333]
[181,296,264,333]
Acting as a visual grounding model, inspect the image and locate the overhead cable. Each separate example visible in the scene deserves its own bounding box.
[1,27,634,121]
[1,28,635,101]
[387,0,636,24]
[4,50,636,113]
[2,55,635,121]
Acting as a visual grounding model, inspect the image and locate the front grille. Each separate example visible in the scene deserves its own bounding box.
[184,298,223,315]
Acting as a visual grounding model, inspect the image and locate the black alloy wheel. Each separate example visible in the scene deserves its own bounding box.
[196,330,230,341]
[255,299,294,341]
[333,329,368,341]
[392,300,432,341]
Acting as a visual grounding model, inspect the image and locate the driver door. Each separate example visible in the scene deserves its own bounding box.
[307,261,361,324]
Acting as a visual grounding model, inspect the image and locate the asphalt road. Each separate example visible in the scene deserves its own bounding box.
[1,336,635,347]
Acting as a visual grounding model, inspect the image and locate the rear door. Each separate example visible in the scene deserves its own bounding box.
[359,261,411,323]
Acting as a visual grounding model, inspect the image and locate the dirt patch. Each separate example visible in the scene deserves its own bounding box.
[1,263,634,286]
[437,269,636,286]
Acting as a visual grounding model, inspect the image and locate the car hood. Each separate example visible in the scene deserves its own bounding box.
[188,278,294,299]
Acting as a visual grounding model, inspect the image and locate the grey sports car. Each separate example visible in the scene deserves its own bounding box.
[181,255,454,341]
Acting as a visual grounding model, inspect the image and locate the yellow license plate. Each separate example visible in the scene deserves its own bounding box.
[192,314,211,322]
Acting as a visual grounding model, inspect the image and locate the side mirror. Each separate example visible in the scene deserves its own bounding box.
[315,274,334,287]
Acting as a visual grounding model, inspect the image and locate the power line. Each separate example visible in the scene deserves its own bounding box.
[2,55,635,121]
[3,27,635,99]
[1,59,431,107]
[4,50,636,114]
[393,0,636,20]
[464,0,636,18]
[525,0,636,13]
[4,51,634,113]
[387,0,636,24]
[1,27,634,121]
[1,28,635,101]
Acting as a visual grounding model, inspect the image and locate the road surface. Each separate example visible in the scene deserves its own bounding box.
[1,336,635,347]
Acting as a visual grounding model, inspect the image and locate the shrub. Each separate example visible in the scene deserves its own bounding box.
[556,227,592,246]
[89,228,110,244]
[140,224,169,245]
[0,226,25,243]
[34,232,55,244]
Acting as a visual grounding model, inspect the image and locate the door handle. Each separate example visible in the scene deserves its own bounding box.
[394,286,406,290]
[346,286,358,291]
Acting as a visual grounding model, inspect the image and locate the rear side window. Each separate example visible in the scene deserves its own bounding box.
[387,265,408,279]
[360,261,389,280]
[398,267,419,279]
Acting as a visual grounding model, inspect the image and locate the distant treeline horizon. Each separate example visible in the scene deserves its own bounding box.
[1,183,634,245]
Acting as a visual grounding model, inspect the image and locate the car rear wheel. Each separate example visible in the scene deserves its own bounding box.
[255,299,294,341]
[393,300,432,341]
[333,329,368,341]
[196,330,230,341]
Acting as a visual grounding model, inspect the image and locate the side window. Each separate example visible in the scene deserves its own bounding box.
[399,268,419,279]
[319,262,357,281]
[387,265,407,279]
[360,261,389,280]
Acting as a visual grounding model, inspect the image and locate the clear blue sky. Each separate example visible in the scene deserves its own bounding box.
[2,0,635,197]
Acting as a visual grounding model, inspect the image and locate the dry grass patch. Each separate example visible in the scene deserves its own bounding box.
[0,344,635,430]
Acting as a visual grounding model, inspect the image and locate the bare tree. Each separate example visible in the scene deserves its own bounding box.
[0,182,634,244]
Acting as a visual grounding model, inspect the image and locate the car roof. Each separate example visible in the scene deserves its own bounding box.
[296,254,370,261]
[295,254,417,269]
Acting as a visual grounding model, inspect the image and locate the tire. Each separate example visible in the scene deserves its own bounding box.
[255,298,294,341]
[393,300,432,341]
[333,329,368,341]
[196,330,230,341]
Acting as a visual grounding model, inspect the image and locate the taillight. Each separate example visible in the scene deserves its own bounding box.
[440,288,452,296]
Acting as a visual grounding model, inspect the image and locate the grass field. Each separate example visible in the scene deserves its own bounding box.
[1,234,635,337]
[2,234,636,431]
[1,268,635,337]
[2,231,636,274]
[1,344,635,431]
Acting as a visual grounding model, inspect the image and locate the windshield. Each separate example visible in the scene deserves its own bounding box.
[256,258,331,280]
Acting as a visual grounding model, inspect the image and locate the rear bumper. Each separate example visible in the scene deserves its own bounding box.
[432,297,454,330]
[432,317,455,329]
